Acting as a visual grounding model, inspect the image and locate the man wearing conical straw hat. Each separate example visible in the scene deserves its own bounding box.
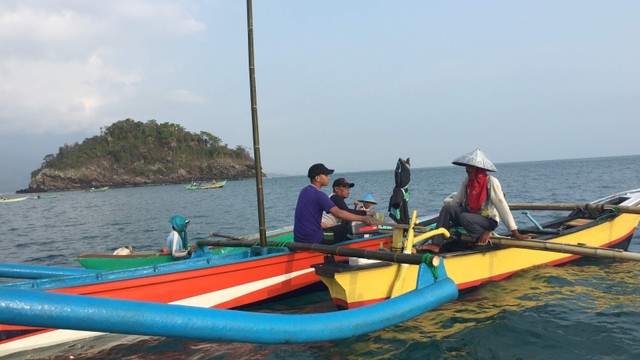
[417,149,530,253]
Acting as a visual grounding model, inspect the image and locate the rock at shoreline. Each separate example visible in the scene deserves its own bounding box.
[18,158,261,193]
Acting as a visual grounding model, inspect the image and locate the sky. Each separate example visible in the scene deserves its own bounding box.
[1,1,639,193]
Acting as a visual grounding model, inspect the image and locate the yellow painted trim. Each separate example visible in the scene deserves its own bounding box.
[319,213,640,307]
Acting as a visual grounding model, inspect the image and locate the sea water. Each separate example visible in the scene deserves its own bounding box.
[1,155,639,359]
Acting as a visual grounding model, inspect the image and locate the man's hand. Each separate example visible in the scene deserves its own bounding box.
[361,216,374,226]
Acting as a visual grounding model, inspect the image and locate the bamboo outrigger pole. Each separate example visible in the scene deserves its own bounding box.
[508,203,640,214]
[199,238,441,266]
[487,236,640,262]
[246,0,267,247]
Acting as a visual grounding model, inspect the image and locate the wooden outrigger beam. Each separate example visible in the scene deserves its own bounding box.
[508,203,640,214]
[485,236,640,261]
[199,237,441,266]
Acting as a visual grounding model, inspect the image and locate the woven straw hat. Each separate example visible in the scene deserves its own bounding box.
[357,194,377,204]
[451,148,497,172]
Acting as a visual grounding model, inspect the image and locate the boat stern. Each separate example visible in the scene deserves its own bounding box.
[313,256,452,310]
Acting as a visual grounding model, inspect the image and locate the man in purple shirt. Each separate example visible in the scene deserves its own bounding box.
[294,163,373,244]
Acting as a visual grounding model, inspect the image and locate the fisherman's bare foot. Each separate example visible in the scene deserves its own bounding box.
[416,243,440,254]
[511,229,531,240]
[476,231,491,246]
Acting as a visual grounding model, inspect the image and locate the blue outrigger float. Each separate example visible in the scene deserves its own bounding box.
[0,258,457,345]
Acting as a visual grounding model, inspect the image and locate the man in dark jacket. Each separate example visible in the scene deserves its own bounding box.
[322,178,375,243]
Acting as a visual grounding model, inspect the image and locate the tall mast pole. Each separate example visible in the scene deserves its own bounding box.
[246,0,268,247]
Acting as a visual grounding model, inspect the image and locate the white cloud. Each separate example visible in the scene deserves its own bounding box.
[0,1,206,135]
[0,53,141,134]
[114,1,206,35]
[0,7,95,43]
[168,89,205,105]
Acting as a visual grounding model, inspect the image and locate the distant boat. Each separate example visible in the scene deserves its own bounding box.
[184,180,227,190]
[27,194,60,200]
[86,187,109,192]
[36,194,60,199]
[0,196,31,203]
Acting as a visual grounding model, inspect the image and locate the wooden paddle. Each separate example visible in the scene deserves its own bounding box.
[198,237,440,266]
[508,203,640,214]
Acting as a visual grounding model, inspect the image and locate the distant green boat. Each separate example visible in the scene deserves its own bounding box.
[86,187,109,192]
[184,180,227,190]
[38,194,60,199]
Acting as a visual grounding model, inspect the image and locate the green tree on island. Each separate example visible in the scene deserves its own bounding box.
[33,119,253,179]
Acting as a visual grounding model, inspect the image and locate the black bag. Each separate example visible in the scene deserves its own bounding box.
[388,158,410,224]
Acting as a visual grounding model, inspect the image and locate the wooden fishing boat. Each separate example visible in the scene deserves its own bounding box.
[0,254,457,344]
[313,188,640,309]
[75,227,294,270]
[0,231,391,356]
[184,179,227,190]
[0,196,32,203]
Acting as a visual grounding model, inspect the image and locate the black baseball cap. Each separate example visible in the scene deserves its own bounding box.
[307,163,334,178]
[332,178,354,188]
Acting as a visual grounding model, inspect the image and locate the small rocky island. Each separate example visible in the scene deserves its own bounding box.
[18,119,260,193]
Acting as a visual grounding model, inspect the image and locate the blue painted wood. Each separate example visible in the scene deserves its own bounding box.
[0,249,256,290]
[0,264,97,279]
[0,263,457,344]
